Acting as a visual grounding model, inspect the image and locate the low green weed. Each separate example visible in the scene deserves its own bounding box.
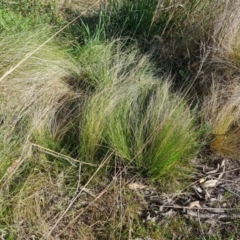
[0,0,65,33]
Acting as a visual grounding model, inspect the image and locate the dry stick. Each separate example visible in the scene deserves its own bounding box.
[198,209,207,240]
[159,205,239,211]
[186,211,240,220]
[0,143,32,187]
[0,1,100,83]
[208,167,240,176]
[31,143,97,167]
[42,152,112,240]
[72,163,82,198]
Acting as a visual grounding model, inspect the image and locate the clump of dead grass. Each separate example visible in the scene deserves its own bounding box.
[201,5,240,157]
[0,28,82,238]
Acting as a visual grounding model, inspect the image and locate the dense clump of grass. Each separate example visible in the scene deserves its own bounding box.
[78,41,199,178]
[0,28,82,238]
[200,6,240,157]
[0,29,78,138]
[103,0,206,39]
[203,83,240,158]
[0,28,79,189]
[101,0,233,45]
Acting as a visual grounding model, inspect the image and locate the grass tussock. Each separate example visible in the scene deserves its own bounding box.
[78,41,198,178]
[0,28,80,192]
[103,0,229,40]
[201,5,240,157]
[213,5,240,70]
[202,81,240,157]
[0,29,80,239]
[0,28,78,136]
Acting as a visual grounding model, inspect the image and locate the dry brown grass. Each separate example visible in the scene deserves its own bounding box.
[201,3,240,157]
[58,0,101,12]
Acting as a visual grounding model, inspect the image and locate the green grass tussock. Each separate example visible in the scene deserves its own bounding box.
[78,41,199,177]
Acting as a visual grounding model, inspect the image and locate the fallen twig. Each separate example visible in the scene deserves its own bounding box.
[32,143,97,167]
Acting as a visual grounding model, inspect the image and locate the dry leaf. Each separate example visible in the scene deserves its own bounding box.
[161,209,174,217]
[79,185,96,198]
[199,178,206,184]
[188,201,204,209]
[205,164,220,174]
[6,158,21,174]
[218,163,226,180]
[220,159,226,168]
[192,185,203,193]
[202,180,218,188]
[153,35,163,42]
[205,190,211,200]
[190,61,200,69]
[211,208,225,213]
[128,182,147,190]
[146,215,157,223]
[192,186,204,199]
[210,198,218,202]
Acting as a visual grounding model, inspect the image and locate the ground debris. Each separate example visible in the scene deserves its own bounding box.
[141,158,240,225]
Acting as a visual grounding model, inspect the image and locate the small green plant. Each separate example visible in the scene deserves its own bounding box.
[0,0,65,34]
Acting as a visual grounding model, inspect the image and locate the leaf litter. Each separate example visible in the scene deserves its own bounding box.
[48,157,240,239]
[140,158,240,227]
